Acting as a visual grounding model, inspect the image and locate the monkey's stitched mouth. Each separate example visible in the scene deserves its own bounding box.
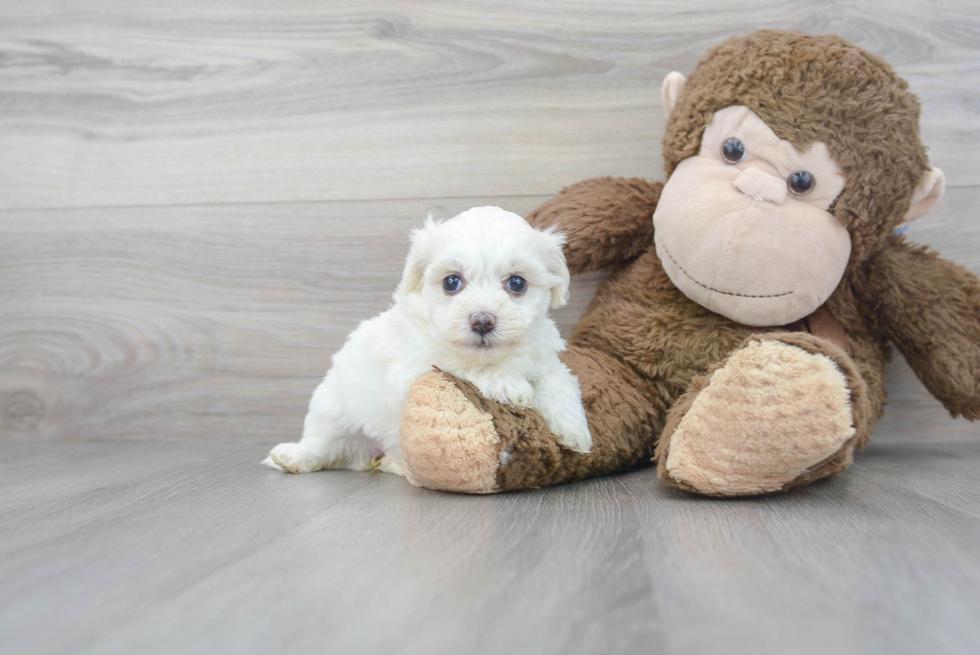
[659,240,794,299]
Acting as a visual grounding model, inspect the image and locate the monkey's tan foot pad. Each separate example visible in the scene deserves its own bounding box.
[658,339,856,496]
[400,371,503,494]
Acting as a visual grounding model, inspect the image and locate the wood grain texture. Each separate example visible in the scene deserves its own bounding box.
[0,440,978,655]
[0,195,542,443]
[0,0,978,210]
[2,188,977,445]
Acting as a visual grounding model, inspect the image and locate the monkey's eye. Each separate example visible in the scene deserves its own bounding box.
[443,274,464,294]
[787,171,815,195]
[505,275,527,294]
[721,137,745,164]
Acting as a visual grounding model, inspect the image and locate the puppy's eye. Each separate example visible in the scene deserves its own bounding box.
[443,274,463,294]
[722,137,745,164]
[505,275,527,294]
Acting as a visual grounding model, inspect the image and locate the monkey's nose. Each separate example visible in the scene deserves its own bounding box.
[470,312,496,336]
[734,167,787,205]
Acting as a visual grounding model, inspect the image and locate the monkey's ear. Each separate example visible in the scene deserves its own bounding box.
[398,215,437,295]
[661,72,687,119]
[892,168,946,236]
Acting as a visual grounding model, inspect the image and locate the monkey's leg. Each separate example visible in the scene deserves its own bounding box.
[399,345,663,493]
[654,332,874,496]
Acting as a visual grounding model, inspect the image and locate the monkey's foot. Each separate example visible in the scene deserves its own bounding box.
[656,335,860,496]
[399,368,637,494]
[400,371,504,493]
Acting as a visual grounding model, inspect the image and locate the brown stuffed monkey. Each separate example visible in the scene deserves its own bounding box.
[398,30,980,497]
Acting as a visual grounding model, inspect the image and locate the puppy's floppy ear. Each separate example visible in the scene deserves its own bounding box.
[540,226,571,309]
[398,215,438,295]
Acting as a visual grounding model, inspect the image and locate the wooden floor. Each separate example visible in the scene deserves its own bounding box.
[1,440,979,655]
[1,2,979,654]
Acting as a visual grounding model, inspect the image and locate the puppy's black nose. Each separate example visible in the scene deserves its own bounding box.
[470,312,496,336]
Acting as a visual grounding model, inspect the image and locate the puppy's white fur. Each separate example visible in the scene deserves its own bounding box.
[264,206,591,476]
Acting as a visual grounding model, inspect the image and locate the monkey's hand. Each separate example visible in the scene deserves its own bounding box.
[858,237,980,420]
[526,177,662,275]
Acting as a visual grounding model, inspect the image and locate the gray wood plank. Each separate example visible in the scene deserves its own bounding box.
[0,440,978,655]
[1,0,977,210]
[2,188,978,445]
[628,445,980,655]
[0,195,542,444]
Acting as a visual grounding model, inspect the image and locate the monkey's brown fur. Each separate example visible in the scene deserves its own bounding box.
[399,31,980,496]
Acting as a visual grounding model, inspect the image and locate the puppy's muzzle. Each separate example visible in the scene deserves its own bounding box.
[470,312,496,336]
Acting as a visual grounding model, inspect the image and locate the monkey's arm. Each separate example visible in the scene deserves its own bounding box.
[526,177,662,275]
[857,237,980,419]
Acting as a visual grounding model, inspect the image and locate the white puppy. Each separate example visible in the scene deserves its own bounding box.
[264,206,591,476]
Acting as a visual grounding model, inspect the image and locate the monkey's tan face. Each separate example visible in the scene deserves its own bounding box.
[654,106,851,327]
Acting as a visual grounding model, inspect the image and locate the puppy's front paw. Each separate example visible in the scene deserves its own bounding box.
[482,375,535,408]
[534,391,592,453]
[267,442,325,474]
[551,414,593,454]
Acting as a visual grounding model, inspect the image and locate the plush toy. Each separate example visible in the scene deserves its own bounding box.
[397,30,980,496]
